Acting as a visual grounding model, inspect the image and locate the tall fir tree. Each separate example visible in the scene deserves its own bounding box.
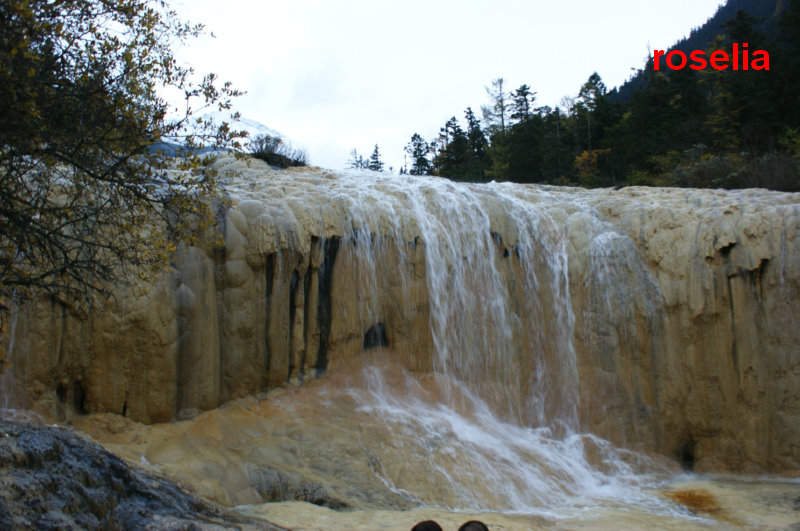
[367,144,384,172]
[404,133,431,175]
[509,84,536,124]
[432,117,470,179]
[465,107,488,159]
[481,78,508,136]
[576,72,607,151]
[464,107,490,180]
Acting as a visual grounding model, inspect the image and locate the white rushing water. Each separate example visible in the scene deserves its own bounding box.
[345,364,684,519]
[302,171,590,428]
[224,167,681,517]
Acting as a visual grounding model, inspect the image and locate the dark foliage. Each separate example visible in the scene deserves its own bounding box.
[249,134,309,168]
[403,0,800,191]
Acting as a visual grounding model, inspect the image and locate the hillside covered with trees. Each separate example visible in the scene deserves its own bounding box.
[392,0,800,191]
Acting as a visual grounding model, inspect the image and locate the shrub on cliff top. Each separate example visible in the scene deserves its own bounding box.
[248,134,309,168]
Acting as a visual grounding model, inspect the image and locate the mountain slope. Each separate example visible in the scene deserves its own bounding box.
[613,0,784,101]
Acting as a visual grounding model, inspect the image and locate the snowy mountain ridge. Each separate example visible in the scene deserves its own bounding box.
[200,111,283,143]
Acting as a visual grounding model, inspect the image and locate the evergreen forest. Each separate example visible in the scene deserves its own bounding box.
[391,0,800,191]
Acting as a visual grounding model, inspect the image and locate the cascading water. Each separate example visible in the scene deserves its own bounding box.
[222,167,686,518]
[316,172,585,429]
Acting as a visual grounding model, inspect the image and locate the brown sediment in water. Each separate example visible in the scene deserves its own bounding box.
[664,488,721,514]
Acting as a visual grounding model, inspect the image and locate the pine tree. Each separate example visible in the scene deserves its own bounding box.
[432,117,470,178]
[404,133,431,175]
[481,78,508,136]
[577,73,607,151]
[464,107,490,180]
[509,84,537,124]
[367,144,384,172]
[465,107,488,159]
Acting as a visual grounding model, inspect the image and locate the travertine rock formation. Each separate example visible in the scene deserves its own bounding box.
[4,155,799,473]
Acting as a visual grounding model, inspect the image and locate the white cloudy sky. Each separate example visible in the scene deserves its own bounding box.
[171,0,723,171]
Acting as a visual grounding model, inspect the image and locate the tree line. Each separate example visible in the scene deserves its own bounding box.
[364,3,800,191]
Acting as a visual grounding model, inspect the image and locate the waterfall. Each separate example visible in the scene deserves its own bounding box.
[286,171,589,430]
[221,166,680,515]
[8,157,798,519]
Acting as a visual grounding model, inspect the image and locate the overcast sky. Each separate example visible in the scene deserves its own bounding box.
[171,0,723,171]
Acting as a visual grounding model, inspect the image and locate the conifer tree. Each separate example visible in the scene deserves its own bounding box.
[481,78,508,136]
[509,84,537,124]
[464,107,490,180]
[432,117,470,178]
[465,107,488,160]
[367,144,384,172]
[404,134,431,175]
[576,73,607,151]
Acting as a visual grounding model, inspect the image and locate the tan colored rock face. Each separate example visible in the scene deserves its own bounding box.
[4,155,799,473]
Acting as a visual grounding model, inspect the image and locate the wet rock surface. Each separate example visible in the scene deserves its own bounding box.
[4,156,800,473]
[0,419,283,529]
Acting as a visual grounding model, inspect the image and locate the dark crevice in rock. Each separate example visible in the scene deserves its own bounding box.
[288,269,300,382]
[264,253,276,375]
[315,237,340,375]
[746,258,770,301]
[300,265,313,380]
[56,385,66,405]
[72,381,86,415]
[363,322,388,350]
[678,437,697,471]
[54,380,87,419]
[719,241,736,258]
[727,275,739,376]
